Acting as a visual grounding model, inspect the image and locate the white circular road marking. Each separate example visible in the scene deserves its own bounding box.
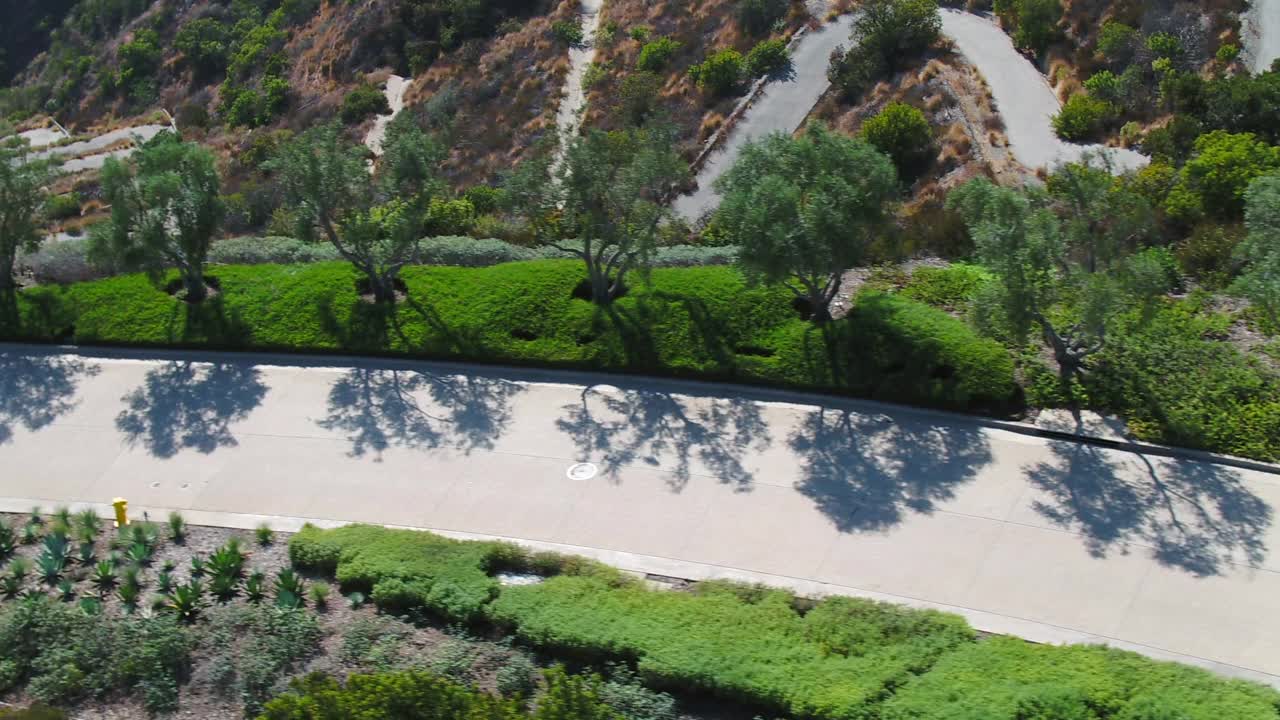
[566,462,599,481]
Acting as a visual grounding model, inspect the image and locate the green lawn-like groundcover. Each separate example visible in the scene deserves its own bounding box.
[0,260,1019,415]
[288,524,1280,720]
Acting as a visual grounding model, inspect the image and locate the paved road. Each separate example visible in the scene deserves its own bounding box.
[2,343,1278,684]
[673,14,858,220]
[940,10,1148,172]
[1245,0,1280,73]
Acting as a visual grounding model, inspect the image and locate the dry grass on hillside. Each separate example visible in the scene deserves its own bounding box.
[402,0,579,188]
[583,0,809,160]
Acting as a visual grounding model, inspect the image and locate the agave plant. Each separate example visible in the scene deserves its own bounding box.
[74,509,102,541]
[126,542,154,567]
[121,565,143,590]
[124,523,160,552]
[36,552,64,585]
[274,568,307,609]
[0,525,15,560]
[156,569,175,595]
[189,555,206,578]
[57,578,77,602]
[207,544,245,580]
[43,533,73,568]
[255,524,274,546]
[119,582,141,613]
[52,505,72,526]
[168,512,187,544]
[1,575,23,600]
[9,557,30,582]
[78,541,96,566]
[168,582,204,623]
[20,522,40,545]
[27,507,43,526]
[210,572,239,603]
[90,561,118,596]
[244,570,266,604]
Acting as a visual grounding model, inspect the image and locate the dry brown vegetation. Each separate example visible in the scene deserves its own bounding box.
[582,0,808,160]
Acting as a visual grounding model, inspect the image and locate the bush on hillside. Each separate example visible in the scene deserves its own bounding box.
[861,102,934,179]
[637,37,682,72]
[737,0,789,36]
[1052,94,1115,141]
[746,39,790,77]
[689,50,745,97]
[340,83,390,124]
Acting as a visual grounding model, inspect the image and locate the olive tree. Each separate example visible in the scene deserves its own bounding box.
[713,121,898,322]
[0,128,57,291]
[948,160,1156,380]
[270,117,445,303]
[91,132,223,302]
[505,124,687,305]
[1235,174,1280,329]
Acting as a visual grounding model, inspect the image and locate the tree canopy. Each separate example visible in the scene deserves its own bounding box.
[0,127,57,292]
[714,121,899,322]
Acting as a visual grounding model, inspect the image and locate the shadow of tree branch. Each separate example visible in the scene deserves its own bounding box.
[0,349,100,444]
[115,361,268,458]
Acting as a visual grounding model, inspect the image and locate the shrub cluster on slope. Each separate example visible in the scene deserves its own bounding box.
[0,260,1020,414]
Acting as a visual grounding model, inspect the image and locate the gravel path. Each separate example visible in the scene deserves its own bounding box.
[364,74,413,157]
[939,10,1148,172]
[551,0,605,167]
[30,124,168,163]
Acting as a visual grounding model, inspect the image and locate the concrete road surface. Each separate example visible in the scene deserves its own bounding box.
[2,343,1278,685]
[673,14,858,220]
[940,10,1148,172]
[1245,0,1280,73]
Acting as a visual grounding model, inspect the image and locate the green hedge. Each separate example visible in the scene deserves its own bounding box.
[488,576,974,719]
[881,636,1280,719]
[289,524,503,621]
[261,667,621,720]
[1,260,1019,414]
[286,525,1280,720]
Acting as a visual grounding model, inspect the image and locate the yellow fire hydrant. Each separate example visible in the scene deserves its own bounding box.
[112,498,129,528]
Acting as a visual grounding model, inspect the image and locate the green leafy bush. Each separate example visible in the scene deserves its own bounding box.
[881,635,1280,719]
[899,264,992,309]
[1052,94,1115,141]
[489,576,974,718]
[737,0,789,36]
[1097,21,1138,64]
[43,194,81,221]
[689,49,745,96]
[860,102,934,178]
[746,39,789,77]
[552,20,585,47]
[289,524,503,621]
[340,83,390,124]
[637,37,682,72]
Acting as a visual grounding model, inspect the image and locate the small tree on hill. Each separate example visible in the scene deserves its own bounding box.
[1235,174,1280,329]
[714,122,899,323]
[505,124,688,306]
[90,132,223,302]
[269,117,446,303]
[0,128,57,292]
[948,160,1157,381]
[860,102,934,179]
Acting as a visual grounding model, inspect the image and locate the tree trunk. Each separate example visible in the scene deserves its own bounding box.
[370,272,398,304]
[1040,320,1080,384]
[0,248,16,291]
[183,267,208,303]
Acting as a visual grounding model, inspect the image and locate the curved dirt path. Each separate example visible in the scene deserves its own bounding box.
[940,10,1147,172]
[674,13,858,220]
[2,342,1278,687]
[1243,0,1280,73]
[551,0,605,166]
[30,124,168,163]
[364,74,413,157]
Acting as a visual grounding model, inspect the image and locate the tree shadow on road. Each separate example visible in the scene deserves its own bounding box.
[116,361,268,458]
[318,368,525,460]
[556,385,771,491]
[1025,441,1272,576]
[0,350,100,444]
[788,408,993,531]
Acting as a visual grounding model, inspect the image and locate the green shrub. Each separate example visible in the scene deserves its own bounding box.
[841,292,1017,412]
[209,236,342,265]
[289,524,503,621]
[860,102,934,178]
[489,576,974,718]
[340,83,390,124]
[637,37,682,72]
[200,604,324,716]
[1217,43,1240,63]
[43,194,81,221]
[425,197,477,236]
[1097,21,1138,64]
[746,39,789,77]
[1052,94,1115,141]
[899,264,992,309]
[881,636,1280,719]
[552,19,585,47]
[689,49,745,96]
[1146,32,1183,59]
